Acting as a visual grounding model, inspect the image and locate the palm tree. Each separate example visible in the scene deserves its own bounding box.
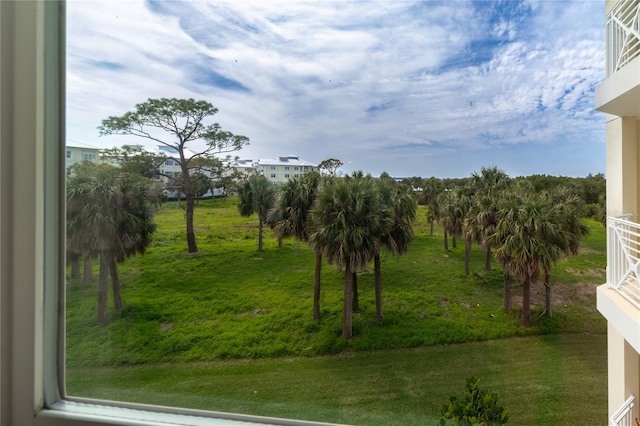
[470,166,510,271]
[490,192,521,312]
[67,163,156,325]
[438,188,467,250]
[540,188,589,317]
[238,174,275,251]
[422,178,444,236]
[269,172,323,319]
[309,175,392,339]
[437,191,452,251]
[374,180,417,320]
[493,193,564,327]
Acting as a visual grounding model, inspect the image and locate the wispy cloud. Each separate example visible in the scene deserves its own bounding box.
[66,0,605,178]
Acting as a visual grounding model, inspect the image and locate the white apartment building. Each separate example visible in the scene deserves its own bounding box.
[255,155,317,183]
[594,1,640,425]
[65,140,101,175]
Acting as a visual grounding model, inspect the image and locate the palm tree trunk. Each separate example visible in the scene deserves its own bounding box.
[278,236,283,249]
[521,276,531,327]
[352,271,360,312]
[374,254,384,321]
[444,229,449,251]
[185,192,198,253]
[503,268,511,312]
[343,262,354,339]
[258,218,264,251]
[544,267,552,317]
[108,256,122,311]
[83,254,93,283]
[70,256,81,279]
[464,233,471,275]
[97,254,109,325]
[313,251,322,320]
[484,242,492,271]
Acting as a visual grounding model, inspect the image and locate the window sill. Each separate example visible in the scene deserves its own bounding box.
[36,399,332,426]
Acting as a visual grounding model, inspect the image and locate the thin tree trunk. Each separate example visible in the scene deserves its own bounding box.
[521,276,531,327]
[258,218,263,251]
[503,267,512,312]
[464,233,471,275]
[374,254,384,321]
[278,236,283,249]
[343,262,354,339]
[83,254,93,283]
[108,256,122,311]
[185,192,198,253]
[444,229,449,251]
[452,234,457,248]
[97,254,109,325]
[313,251,322,320]
[430,220,434,236]
[70,256,80,279]
[484,242,492,271]
[352,271,360,312]
[544,267,552,317]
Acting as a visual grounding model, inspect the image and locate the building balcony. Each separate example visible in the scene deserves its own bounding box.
[598,216,640,354]
[596,0,640,117]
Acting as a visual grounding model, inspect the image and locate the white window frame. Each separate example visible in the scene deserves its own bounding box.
[0,2,326,425]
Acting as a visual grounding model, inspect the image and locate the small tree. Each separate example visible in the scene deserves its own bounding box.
[238,175,275,251]
[317,158,343,176]
[99,98,249,253]
[440,376,509,425]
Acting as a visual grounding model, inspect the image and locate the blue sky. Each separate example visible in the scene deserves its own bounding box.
[66,0,606,178]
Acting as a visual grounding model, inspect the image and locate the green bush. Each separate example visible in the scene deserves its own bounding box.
[440,376,508,425]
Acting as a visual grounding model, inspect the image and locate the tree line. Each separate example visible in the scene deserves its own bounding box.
[236,165,596,337]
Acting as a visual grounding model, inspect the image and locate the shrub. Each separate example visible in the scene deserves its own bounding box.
[440,376,508,425]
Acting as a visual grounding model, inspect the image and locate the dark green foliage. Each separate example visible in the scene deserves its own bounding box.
[440,376,508,425]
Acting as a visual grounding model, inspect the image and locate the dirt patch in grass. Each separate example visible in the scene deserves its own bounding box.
[564,266,605,277]
[510,282,597,308]
[159,322,174,332]
[579,247,602,254]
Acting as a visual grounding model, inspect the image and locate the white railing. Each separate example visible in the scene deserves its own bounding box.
[608,216,640,308]
[607,0,640,77]
[611,394,636,426]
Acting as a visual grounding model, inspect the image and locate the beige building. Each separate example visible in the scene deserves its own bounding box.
[255,155,317,183]
[595,1,640,424]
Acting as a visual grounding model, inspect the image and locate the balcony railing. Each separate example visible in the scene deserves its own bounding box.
[611,394,636,426]
[607,0,640,77]
[608,216,640,308]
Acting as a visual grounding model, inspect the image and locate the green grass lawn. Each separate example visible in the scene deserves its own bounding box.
[66,197,608,425]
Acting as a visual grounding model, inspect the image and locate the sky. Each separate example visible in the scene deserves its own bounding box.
[66,0,606,179]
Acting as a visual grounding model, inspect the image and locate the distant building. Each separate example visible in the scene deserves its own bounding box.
[255,155,317,183]
[65,140,102,175]
[230,159,256,180]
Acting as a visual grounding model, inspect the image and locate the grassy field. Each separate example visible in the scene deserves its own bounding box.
[66,197,608,425]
